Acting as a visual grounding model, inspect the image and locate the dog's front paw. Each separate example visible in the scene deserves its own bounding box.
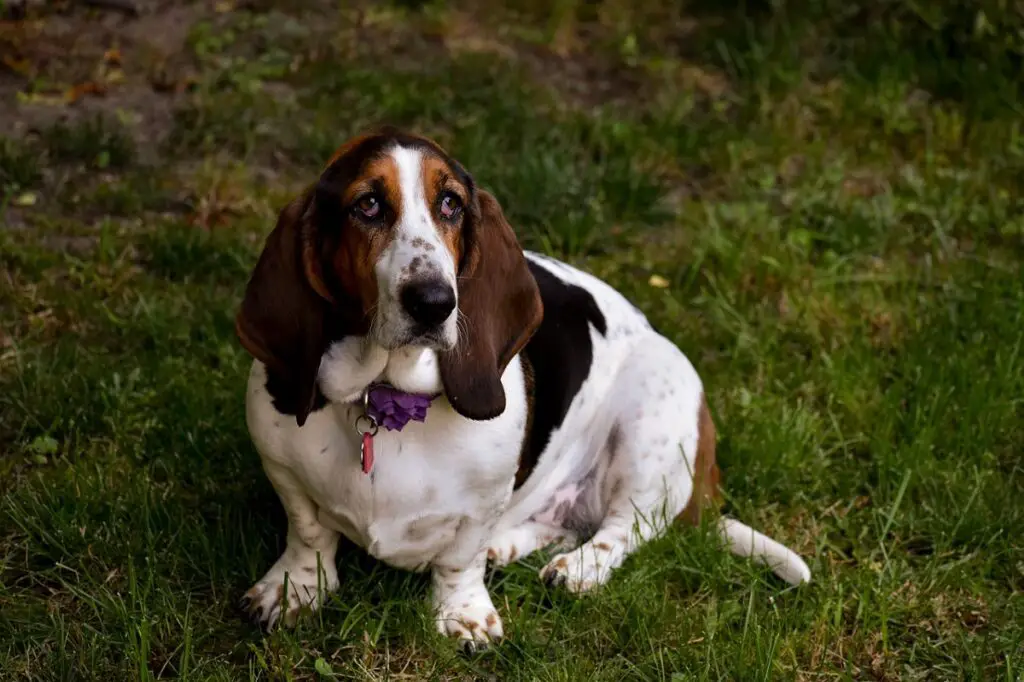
[241,557,339,630]
[434,596,503,654]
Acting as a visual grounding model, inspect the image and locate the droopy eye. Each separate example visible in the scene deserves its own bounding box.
[440,193,462,220]
[354,195,381,219]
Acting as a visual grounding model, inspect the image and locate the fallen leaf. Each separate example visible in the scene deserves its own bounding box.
[103,47,122,65]
[65,81,107,103]
[2,53,32,76]
[14,191,37,206]
[648,274,670,288]
[214,0,234,12]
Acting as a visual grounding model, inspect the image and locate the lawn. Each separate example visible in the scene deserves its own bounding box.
[1,0,1022,679]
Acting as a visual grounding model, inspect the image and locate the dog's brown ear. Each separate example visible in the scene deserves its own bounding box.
[236,188,332,426]
[439,189,543,420]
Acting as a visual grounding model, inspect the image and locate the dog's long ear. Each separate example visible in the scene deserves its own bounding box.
[236,188,333,426]
[439,189,543,420]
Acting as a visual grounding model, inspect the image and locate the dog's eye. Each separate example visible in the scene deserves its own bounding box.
[440,193,462,220]
[354,195,381,219]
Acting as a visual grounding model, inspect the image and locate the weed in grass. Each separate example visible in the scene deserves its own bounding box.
[0,136,41,195]
[40,115,136,170]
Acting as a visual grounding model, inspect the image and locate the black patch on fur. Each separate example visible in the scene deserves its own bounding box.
[265,372,329,416]
[515,259,607,489]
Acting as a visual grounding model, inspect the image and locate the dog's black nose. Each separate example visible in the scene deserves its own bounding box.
[401,279,456,328]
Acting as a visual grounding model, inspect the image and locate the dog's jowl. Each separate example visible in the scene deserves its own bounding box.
[235,127,811,651]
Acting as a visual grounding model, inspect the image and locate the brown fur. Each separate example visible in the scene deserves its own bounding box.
[237,128,540,427]
[438,190,544,421]
[676,394,721,526]
[235,188,332,424]
[330,155,405,317]
[421,154,466,266]
[324,133,375,169]
[236,138,409,425]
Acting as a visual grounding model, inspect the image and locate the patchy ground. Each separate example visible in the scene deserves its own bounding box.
[1,0,1022,679]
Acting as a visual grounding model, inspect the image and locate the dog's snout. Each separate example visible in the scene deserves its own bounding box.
[400,279,456,328]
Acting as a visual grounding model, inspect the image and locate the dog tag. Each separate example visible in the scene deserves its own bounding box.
[360,432,375,475]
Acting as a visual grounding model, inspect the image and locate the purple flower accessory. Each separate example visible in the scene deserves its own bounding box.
[365,384,437,432]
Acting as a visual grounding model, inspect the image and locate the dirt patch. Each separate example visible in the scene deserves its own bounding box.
[1,0,209,161]
[425,8,649,110]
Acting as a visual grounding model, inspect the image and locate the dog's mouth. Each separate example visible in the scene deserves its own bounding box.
[374,325,454,353]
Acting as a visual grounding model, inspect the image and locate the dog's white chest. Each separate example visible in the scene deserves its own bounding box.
[249,398,521,572]
[246,352,528,571]
[320,436,487,567]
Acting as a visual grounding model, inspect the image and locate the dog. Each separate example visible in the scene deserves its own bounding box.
[235,127,811,650]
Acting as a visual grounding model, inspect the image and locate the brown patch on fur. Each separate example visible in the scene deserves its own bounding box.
[235,188,340,425]
[324,133,376,169]
[438,190,544,421]
[485,613,498,628]
[514,354,538,489]
[552,556,569,571]
[340,155,402,208]
[594,542,612,551]
[329,155,403,318]
[236,134,412,426]
[421,153,465,263]
[676,393,721,526]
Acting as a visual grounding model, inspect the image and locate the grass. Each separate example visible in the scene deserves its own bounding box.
[1,0,1022,679]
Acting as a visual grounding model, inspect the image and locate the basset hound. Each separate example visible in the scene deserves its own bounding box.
[235,127,811,650]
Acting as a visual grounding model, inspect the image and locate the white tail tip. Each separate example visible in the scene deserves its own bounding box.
[717,517,811,586]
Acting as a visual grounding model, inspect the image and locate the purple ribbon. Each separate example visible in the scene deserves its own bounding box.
[365,384,437,431]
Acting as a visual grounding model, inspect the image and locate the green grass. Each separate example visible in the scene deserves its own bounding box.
[2,0,1023,679]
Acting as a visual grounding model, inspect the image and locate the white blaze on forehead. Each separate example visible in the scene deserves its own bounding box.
[380,144,456,286]
[392,145,429,230]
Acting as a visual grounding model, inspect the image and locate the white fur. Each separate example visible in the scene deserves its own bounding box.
[372,146,459,350]
[241,150,811,646]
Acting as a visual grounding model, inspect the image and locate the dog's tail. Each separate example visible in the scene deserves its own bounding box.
[716,517,811,586]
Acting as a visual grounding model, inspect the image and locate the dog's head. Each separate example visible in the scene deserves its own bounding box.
[236,127,543,426]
